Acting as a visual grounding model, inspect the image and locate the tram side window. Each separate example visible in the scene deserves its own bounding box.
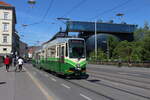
[57,47,59,57]
[61,46,64,57]
[50,46,56,58]
[66,43,68,57]
[47,48,50,57]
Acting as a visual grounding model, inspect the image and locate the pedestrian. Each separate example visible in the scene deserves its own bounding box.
[4,55,11,72]
[17,57,24,72]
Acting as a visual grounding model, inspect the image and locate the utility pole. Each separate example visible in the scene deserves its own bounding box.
[107,38,109,60]
[95,20,97,60]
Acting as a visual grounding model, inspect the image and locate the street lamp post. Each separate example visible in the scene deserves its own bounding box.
[107,38,110,60]
[95,20,97,60]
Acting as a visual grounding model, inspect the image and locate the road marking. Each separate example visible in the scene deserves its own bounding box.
[35,69,40,72]
[119,72,139,76]
[80,93,92,100]
[24,67,53,100]
[50,78,56,82]
[118,72,129,75]
[61,84,71,89]
[130,73,140,76]
[44,74,49,77]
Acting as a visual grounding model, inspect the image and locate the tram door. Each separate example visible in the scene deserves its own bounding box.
[59,46,65,72]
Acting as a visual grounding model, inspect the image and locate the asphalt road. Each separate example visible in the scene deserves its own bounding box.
[23,63,150,100]
[0,65,48,100]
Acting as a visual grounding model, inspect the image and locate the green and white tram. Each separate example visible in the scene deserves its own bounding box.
[33,37,87,77]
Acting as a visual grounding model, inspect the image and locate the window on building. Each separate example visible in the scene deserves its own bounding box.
[4,12,9,20]
[3,35,7,43]
[3,23,9,32]
[3,48,7,51]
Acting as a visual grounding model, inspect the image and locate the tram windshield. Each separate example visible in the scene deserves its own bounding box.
[69,39,85,58]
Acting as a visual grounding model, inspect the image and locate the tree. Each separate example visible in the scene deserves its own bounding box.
[130,41,143,62]
[107,36,119,59]
[134,22,150,41]
[89,49,107,61]
[113,41,133,62]
[97,49,107,61]
[141,34,150,61]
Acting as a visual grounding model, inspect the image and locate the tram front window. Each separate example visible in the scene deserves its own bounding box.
[69,39,85,58]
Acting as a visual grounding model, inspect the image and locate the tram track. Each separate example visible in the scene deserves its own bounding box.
[89,73,150,90]
[88,67,150,80]
[64,78,150,100]
[32,66,115,100]
[88,70,150,85]
[31,65,150,100]
[64,79,115,100]
[85,80,150,100]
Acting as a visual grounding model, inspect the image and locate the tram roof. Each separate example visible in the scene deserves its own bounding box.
[42,37,84,49]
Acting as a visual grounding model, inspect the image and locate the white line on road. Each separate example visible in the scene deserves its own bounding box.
[119,72,139,76]
[24,67,53,100]
[44,74,49,77]
[118,72,129,75]
[130,73,140,76]
[80,93,92,100]
[50,78,56,82]
[61,84,71,89]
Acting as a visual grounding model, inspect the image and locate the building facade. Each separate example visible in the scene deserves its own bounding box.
[19,41,28,58]
[0,1,19,56]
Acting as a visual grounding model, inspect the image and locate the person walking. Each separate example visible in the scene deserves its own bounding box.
[4,55,11,72]
[17,57,24,72]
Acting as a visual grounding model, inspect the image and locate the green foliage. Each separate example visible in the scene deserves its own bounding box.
[113,41,132,62]
[107,36,119,59]
[134,21,150,41]
[130,42,143,62]
[113,22,150,62]
[97,49,107,60]
[89,22,150,62]
[89,49,107,61]
[141,34,150,61]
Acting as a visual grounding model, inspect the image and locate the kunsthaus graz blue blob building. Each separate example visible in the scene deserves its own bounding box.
[50,21,137,56]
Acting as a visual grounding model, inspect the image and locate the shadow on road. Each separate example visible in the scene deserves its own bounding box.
[0,82,6,85]
[87,79,100,83]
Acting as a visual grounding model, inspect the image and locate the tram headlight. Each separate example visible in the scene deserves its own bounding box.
[76,64,81,70]
[76,64,80,67]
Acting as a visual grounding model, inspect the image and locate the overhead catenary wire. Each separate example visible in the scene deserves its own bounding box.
[61,0,88,18]
[88,0,132,20]
[25,0,54,26]
[41,0,54,22]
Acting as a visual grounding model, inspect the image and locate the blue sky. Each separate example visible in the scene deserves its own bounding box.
[3,0,150,46]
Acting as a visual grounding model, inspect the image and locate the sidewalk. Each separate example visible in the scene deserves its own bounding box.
[0,65,48,100]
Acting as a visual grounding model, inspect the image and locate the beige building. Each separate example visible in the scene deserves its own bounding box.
[0,1,19,56]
